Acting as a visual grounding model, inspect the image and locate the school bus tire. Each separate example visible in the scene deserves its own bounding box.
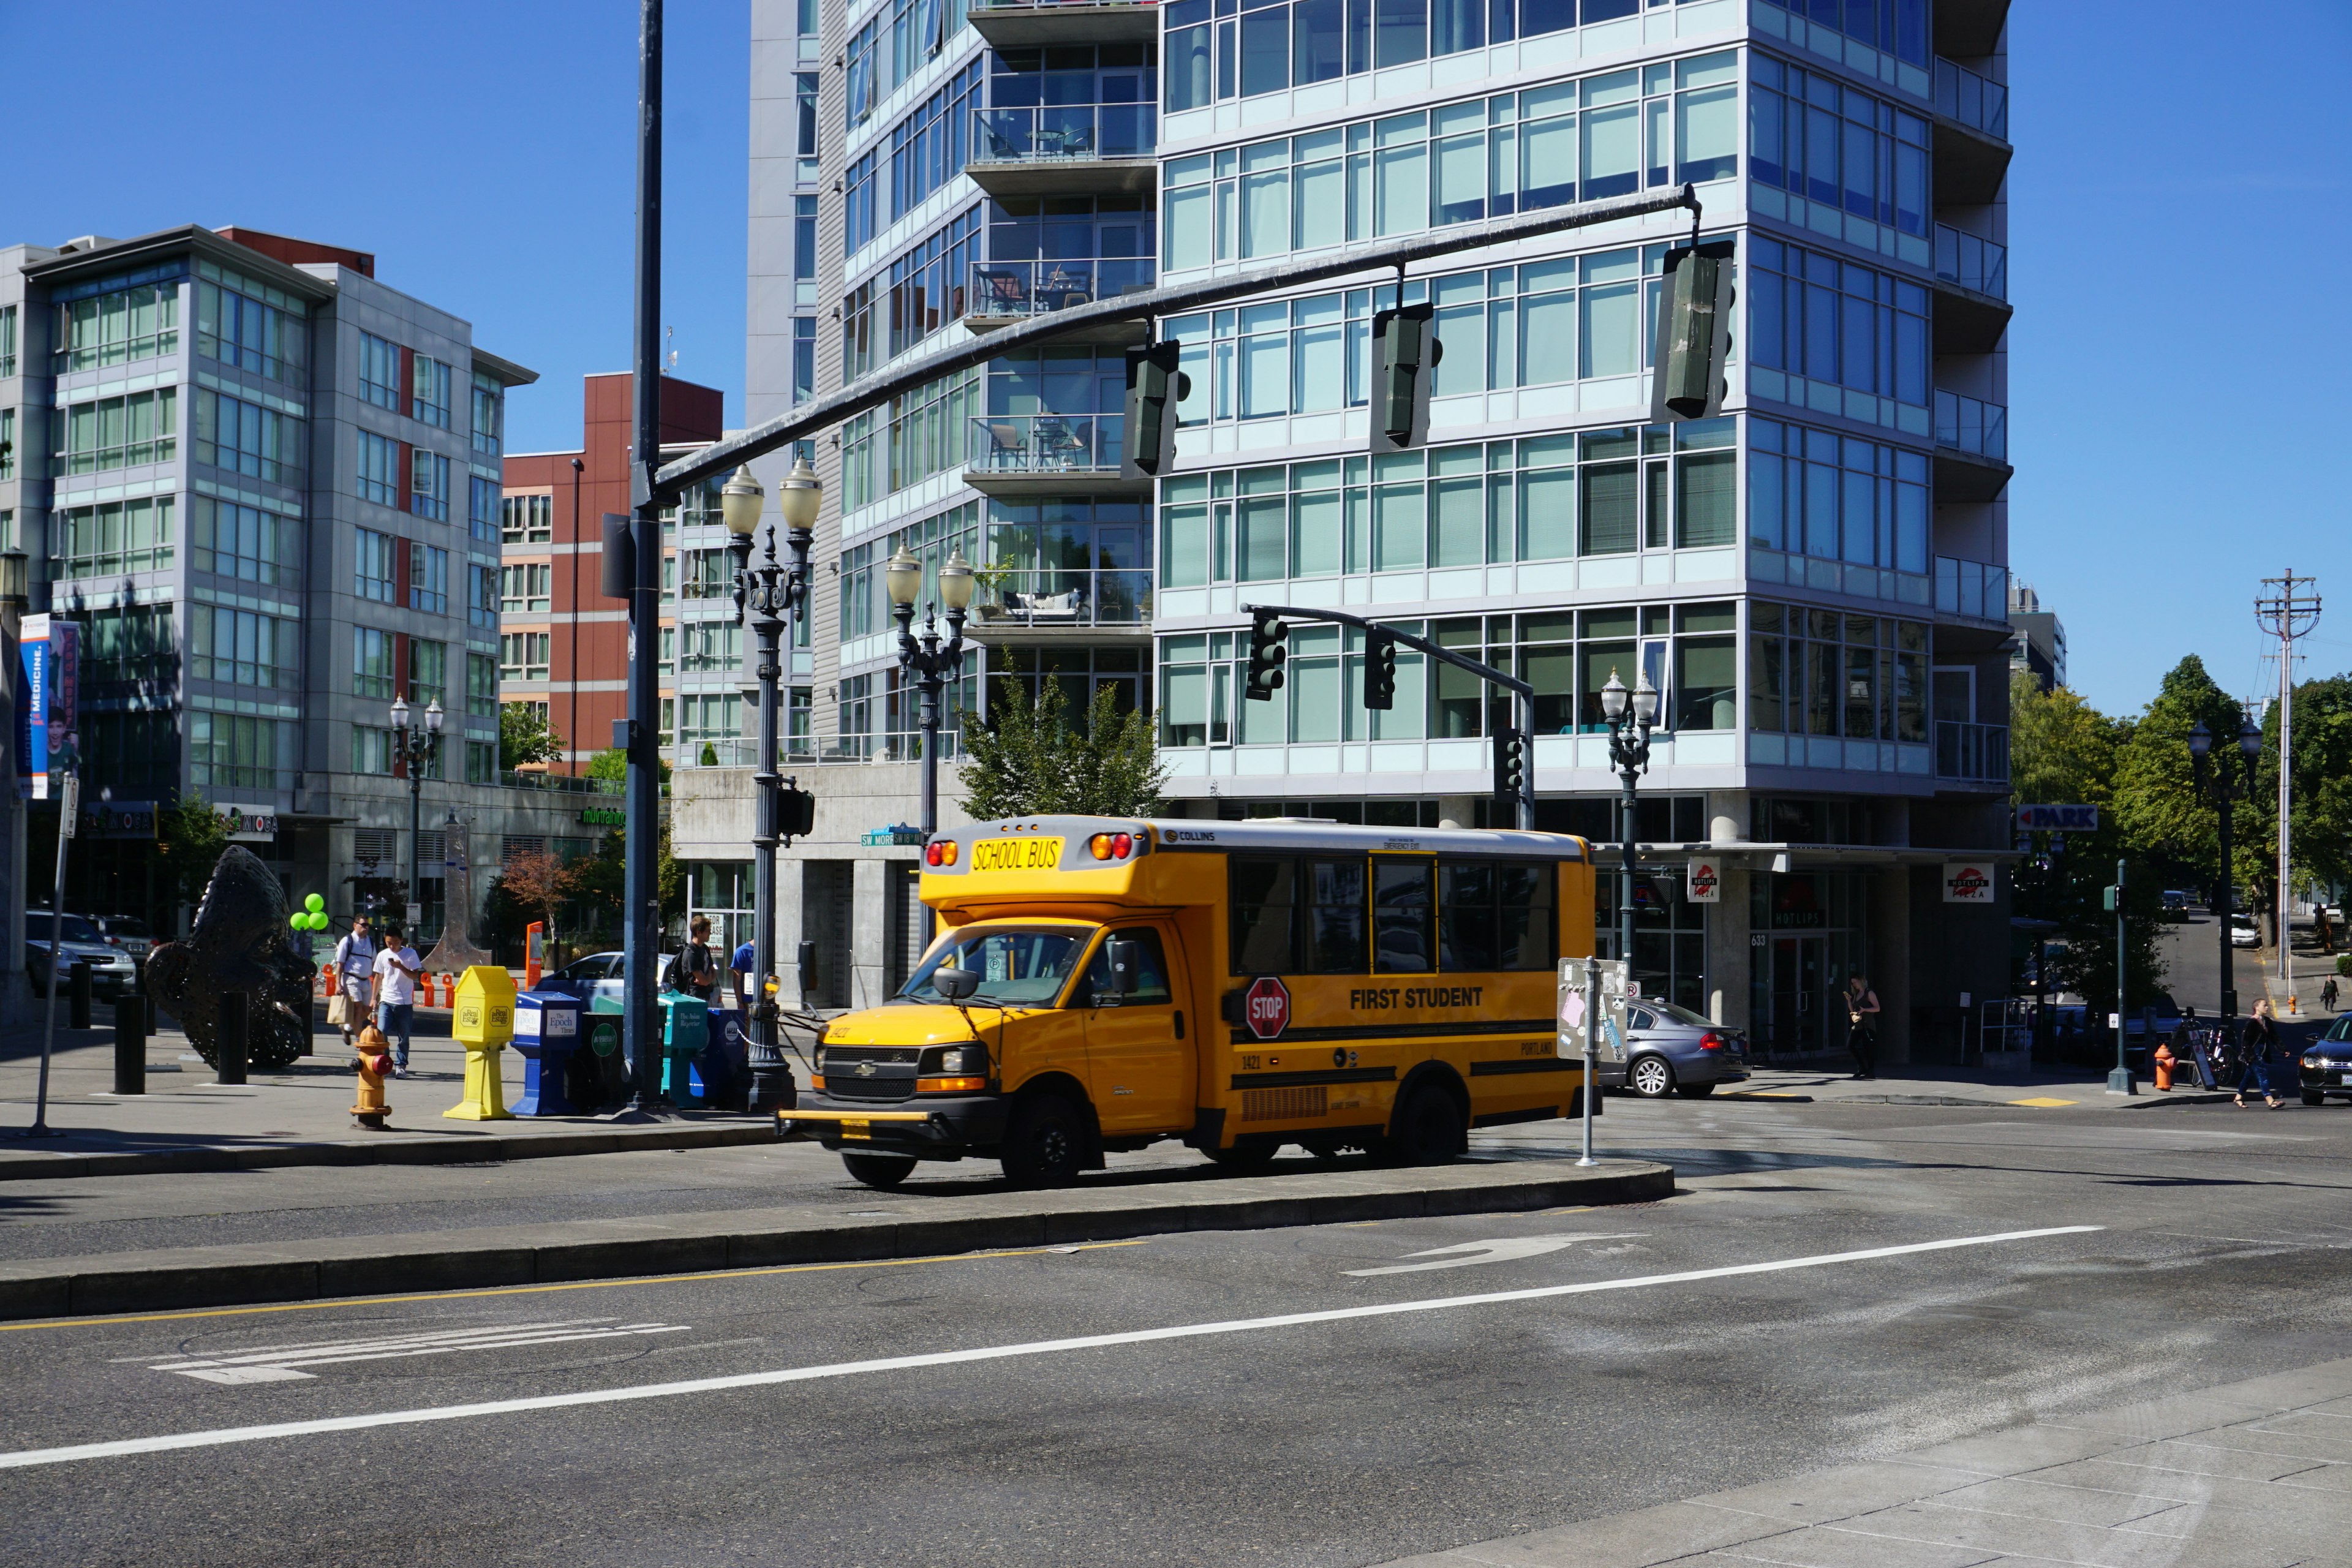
[1001,1087,1093,1188]
[842,1152,918,1189]
[1379,1074,1469,1167]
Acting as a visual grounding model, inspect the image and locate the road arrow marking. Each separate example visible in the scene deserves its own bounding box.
[1345,1234,1645,1276]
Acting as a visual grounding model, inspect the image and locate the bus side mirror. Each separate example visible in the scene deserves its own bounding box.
[1105,940,1141,1001]
[933,967,981,1001]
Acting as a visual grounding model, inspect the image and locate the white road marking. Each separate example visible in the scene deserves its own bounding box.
[144,1318,693,1384]
[1,1224,2100,1471]
[1344,1233,1645,1276]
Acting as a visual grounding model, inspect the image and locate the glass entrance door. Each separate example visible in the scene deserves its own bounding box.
[1765,935,1827,1058]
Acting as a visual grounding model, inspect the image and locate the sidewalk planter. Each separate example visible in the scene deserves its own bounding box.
[445,967,518,1121]
[658,993,710,1107]
[512,990,586,1116]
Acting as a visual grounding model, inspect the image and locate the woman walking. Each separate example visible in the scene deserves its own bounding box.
[2234,999,2285,1110]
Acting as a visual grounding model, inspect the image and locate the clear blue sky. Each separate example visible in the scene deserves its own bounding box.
[6,1,2345,717]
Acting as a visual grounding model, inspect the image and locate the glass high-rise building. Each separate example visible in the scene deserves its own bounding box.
[707,0,2015,1064]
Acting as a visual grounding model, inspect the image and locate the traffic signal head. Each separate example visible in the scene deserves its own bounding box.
[1123,340,1191,480]
[1491,701,1526,802]
[1245,608,1287,703]
[1364,627,1397,711]
[1650,239,1737,423]
[779,778,816,842]
[1370,301,1441,454]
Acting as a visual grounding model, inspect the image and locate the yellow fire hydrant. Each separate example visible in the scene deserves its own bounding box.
[352,1023,394,1129]
[445,966,517,1120]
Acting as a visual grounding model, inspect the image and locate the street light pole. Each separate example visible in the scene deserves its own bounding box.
[388,696,444,930]
[622,0,665,1116]
[2188,717,2262,1037]
[725,456,818,1109]
[1599,668,1657,995]
[886,546,977,839]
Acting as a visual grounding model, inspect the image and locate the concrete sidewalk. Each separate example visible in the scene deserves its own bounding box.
[1378,1355,2352,1567]
[0,1156,1672,1322]
[1717,1066,2239,1111]
[0,1010,775,1180]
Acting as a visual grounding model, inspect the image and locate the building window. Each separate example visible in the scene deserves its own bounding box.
[793,318,816,404]
[676,692,744,760]
[51,497,175,580]
[358,332,401,410]
[887,59,982,226]
[466,739,497,783]
[502,493,553,543]
[471,369,503,456]
[354,527,396,601]
[356,429,399,507]
[1746,417,1930,575]
[0,304,15,376]
[1750,54,1931,238]
[990,646,1138,730]
[796,70,820,155]
[410,638,448,709]
[54,388,177,475]
[194,712,289,791]
[500,631,551,680]
[676,619,742,673]
[0,409,12,481]
[412,448,450,521]
[192,389,298,484]
[468,563,499,629]
[352,725,396,776]
[83,605,176,685]
[412,355,452,427]
[500,562,551,612]
[197,273,307,383]
[354,626,396,698]
[51,279,178,373]
[189,605,293,690]
[845,0,970,130]
[1746,603,1928,743]
[190,497,297,585]
[843,205,982,379]
[469,475,499,544]
[838,364,981,509]
[467,650,499,717]
[409,541,449,613]
[838,501,979,642]
[795,194,819,281]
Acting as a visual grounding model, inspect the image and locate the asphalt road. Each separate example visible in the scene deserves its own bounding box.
[2,1092,2350,1567]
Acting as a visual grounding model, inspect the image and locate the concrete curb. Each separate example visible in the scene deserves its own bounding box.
[0,1158,1673,1323]
[0,1121,778,1182]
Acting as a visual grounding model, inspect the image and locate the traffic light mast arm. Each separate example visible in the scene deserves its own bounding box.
[658,184,1705,498]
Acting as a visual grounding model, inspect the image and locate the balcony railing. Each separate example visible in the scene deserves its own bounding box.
[973,104,1156,163]
[971,0,1158,10]
[969,413,1125,475]
[1934,556,2009,622]
[1935,720,2010,785]
[1933,58,2008,139]
[679,737,815,769]
[1934,390,2007,462]
[969,258,1155,318]
[1933,224,2007,300]
[499,769,624,796]
[973,567,1152,627]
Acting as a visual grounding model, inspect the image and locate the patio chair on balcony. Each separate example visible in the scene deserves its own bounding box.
[974,268,1029,314]
[1009,589,1083,620]
[981,121,1025,161]
[1037,267,1091,311]
[1031,417,1088,470]
[978,420,1027,472]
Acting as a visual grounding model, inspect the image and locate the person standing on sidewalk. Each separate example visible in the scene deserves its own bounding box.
[332,916,379,1049]
[371,927,423,1077]
[730,935,757,1014]
[1844,974,1880,1080]
[674,916,718,1005]
[2323,976,2339,1013]
[2235,999,2285,1110]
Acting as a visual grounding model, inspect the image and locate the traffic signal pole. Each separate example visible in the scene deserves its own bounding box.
[1245,604,1536,830]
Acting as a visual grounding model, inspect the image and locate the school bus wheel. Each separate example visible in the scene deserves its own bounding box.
[843,1152,918,1190]
[1001,1089,1091,1188]
[1380,1079,1469,1168]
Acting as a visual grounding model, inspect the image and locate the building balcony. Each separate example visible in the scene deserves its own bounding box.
[970,566,1153,630]
[1934,224,2006,300]
[967,106,1158,198]
[1933,390,2011,502]
[1934,556,2010,624]
[1931,225,2010,355]
[677,737,816,771]
[965,259,1155,344]
[1934,719,2010,786]
[1931,59,2011,206]
[1934,0,2009,59]
[967,0,1160,48]
[1933,58,2008,140]
[963,413,1148,495]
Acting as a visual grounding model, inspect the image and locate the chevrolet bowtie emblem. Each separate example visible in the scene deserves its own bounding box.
[855,1061,876,1077]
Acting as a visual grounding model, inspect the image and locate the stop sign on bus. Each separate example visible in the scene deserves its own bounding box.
[1245,975,1290,1039]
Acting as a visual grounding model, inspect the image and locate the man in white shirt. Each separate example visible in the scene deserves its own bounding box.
[332,916,379,1049]
[372,927,423,1076]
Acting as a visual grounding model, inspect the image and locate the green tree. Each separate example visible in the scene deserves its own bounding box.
[584,746,671,788]
[500,703,565,771]
[2110,655,2245,893]
[955,674,1166,820]
[157,791,231,905]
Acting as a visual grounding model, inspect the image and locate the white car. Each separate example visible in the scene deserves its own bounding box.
[2230,916,2261,949]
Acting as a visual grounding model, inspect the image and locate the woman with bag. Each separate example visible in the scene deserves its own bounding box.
[330,915,379,1050]
[2234,1000,2284,1110]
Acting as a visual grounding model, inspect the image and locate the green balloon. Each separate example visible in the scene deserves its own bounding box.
[311,911,331,930]
[288,914,306,930]
[305,893,325,913]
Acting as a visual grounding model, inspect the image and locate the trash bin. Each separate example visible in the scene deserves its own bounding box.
[692,1007,747,1108]
[445,967,517,1120]
[513,989,586,1115]
[658,991,710,1107]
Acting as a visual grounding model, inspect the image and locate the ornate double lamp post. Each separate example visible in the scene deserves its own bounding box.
[884,544,977,838]
[2188,715,2262,1031]
[1598,668,1659,994]
[724,454,820,1109]
[388,695,444,930]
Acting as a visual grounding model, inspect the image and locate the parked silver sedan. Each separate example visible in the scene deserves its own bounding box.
[1598,999,1753,1099]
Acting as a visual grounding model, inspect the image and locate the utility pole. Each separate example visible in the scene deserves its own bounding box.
[2254,571,2320,989]
[622,0,665,1115]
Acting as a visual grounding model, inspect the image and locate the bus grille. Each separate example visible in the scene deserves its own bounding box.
[1240,1085,1327,1122]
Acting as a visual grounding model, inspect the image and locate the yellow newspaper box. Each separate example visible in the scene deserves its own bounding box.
[445,966,517,1120]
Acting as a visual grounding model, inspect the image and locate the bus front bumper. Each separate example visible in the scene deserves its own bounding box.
[775,1092,1009,1159]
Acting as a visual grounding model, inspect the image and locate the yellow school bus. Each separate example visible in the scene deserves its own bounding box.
[778,815,1596,1188]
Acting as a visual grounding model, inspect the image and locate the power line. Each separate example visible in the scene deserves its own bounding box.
[2254,570,2320,987]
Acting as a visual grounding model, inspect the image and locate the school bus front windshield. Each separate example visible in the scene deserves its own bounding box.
[895,924,1093,1007]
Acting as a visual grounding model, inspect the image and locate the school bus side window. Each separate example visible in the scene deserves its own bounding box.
[1230,856,1296,974]
[1373,859,1434,973]
[1302,858,1366,973]
[1438,861,1496,972]
[1077,927,1174,1006]
[1499,861,1557,970]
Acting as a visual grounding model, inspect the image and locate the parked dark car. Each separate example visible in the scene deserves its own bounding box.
[26,911,139,997]
[2302,1017,2352,1107]
[1600,999,1752,1098]
[91,915,157,962]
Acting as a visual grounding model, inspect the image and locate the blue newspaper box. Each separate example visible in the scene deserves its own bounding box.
[658,992,710,1106]
[513,990,586,1115]
[691,1007,746,1106]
